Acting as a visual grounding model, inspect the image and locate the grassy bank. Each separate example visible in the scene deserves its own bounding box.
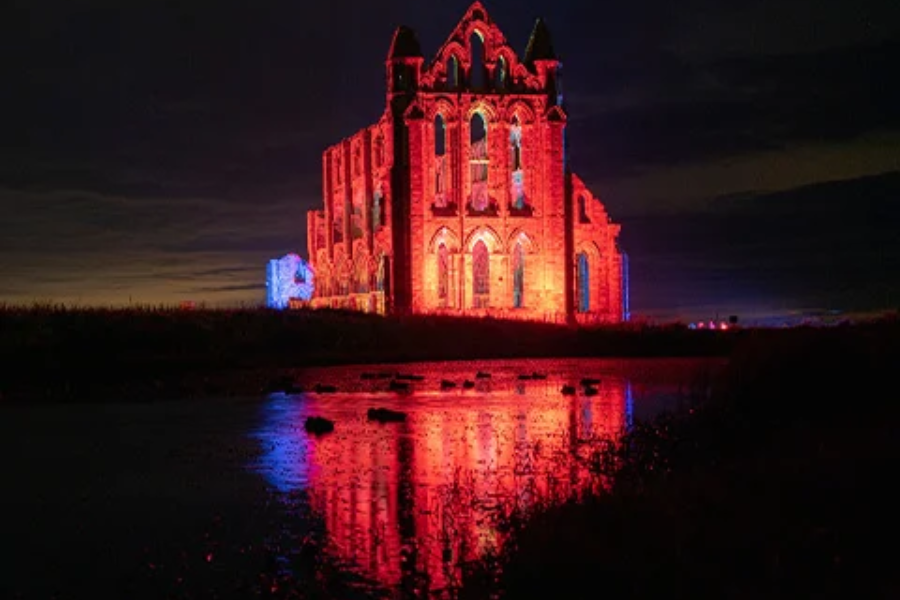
[458,316,900,598]
[1,305,738,402]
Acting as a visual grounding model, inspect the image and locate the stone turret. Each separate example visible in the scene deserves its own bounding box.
[524,18,562,104]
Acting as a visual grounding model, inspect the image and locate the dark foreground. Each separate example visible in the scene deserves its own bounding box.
[2,306,899,598]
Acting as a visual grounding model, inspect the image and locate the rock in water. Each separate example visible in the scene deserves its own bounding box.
[367,407,407,423]
[305,416,335,434]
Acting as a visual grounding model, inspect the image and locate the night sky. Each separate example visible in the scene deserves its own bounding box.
[2,0,899,322]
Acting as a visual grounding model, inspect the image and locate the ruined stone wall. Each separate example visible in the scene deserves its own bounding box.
[306,2,625,323]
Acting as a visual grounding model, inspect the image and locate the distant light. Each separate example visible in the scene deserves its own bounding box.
[691,320,731,330]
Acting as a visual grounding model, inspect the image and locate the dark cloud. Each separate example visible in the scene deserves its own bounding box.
[1,0,898,316]
[0,186,297,304]
[567,40,900,179]
[621,172,900,320]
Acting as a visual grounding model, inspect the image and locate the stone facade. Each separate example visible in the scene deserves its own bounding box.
[307,2,627,324]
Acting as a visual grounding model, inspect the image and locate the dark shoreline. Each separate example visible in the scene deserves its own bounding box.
[1,306,740,403]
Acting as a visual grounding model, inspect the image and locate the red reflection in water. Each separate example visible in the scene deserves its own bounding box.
[299,371,627,591]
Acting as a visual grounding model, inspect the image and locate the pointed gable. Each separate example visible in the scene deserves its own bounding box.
[427,2,523,82]
[433,2,496,59]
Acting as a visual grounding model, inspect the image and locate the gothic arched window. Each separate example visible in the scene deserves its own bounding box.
[435,114,448,206]
[510,116,525,209]
[469,112,489,211]
[447,56,459,89]
[510,116,522,171]
[438,243,450,306]
[473,240,489,308]
[495,56,507,90]
[576,252,590,312]
[435,114,446,157]
[470,33,485,89]
[513,242,525,308]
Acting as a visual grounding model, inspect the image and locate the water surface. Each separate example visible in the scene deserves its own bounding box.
[0,358,717,598]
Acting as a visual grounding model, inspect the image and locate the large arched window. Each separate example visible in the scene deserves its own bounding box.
[435,114,448,207]
[435,114,446,157]
[510,116,526,209]
[472,240,490,308]
[576,252,590,312]
[447,56,459,89]
[470,32,485,89]
[469,112,489,211]
[510,116,522,171]
[438,243,450,306]
[513,242,525,308]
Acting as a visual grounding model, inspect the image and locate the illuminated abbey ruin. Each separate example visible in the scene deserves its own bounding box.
[307,2,628,323]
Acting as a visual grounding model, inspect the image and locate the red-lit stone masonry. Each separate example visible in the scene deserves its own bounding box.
[307,2,626,324]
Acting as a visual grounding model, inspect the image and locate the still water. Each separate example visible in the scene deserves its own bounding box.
[0,358,717,599]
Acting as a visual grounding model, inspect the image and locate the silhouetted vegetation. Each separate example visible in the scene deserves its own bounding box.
[459,316,900,598]
[0,304,738,402]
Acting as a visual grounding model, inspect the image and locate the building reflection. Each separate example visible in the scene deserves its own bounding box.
[291,379,628,591]
[251,394,317,494]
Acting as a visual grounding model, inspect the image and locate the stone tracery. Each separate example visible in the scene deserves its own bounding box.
[306,2,628,323]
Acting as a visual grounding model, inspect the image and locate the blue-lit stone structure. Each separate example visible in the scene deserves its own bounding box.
[266,254,315,309]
